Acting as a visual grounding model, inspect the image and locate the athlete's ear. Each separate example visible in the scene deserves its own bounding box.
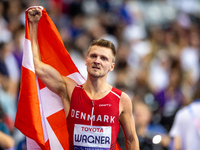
[109,62,115,72]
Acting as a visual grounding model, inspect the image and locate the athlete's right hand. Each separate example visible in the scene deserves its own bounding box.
[28,7,42,23]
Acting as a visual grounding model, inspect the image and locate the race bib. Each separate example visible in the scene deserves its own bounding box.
[73,124,111,150]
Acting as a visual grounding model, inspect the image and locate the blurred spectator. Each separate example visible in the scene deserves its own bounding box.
[148,49,170,93]
[12,25,24,73]
[0,105,14,150]
[0,1,12,43]
[0,42,17,132]
[0,86,16,134]
[115,42,134,90]
[154,59,185,132]
[133,101,170,150]
[0,41,20,98]
[170,81,200,150]
[179,26,200,100]
[145,25,171,93]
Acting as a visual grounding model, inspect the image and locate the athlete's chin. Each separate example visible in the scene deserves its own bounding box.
[89,73,104,78]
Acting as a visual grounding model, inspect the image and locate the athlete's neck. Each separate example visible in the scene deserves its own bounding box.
[83,77,112,99]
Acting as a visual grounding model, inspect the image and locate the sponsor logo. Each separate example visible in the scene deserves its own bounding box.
[81,127,104,133]
[99,104,111,107]
[74,124,111,149]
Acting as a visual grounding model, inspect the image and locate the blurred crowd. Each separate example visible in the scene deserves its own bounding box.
[0,0,200,149]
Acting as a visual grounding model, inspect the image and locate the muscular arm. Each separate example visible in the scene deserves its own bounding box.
[119,93,140,150]
[27,8,77,115]
[28,8,68,99]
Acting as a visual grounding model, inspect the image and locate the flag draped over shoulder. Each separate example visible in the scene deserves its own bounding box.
[14,6,85,150]
[15,6,121,150]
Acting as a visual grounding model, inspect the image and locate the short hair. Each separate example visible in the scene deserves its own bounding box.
[88,39,116,62]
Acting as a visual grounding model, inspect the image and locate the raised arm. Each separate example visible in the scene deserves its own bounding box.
[119,93,140,150]
[27,7,76,114]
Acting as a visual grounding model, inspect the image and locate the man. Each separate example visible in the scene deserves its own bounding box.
[28,7,139,150]
[133,101,170,149]
[170,82,200,150]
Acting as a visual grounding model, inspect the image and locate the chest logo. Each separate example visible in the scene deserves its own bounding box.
[99,104,112,107]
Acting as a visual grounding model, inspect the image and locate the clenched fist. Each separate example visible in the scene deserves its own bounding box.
[28,7,42,23]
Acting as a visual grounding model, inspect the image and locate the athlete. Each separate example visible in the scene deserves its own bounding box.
[28,7,139,150]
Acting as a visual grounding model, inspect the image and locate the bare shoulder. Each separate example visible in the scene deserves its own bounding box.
[119,92,133,114]
[119,92,140,149]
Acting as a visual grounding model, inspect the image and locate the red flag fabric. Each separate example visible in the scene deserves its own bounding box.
[15,6,85,150]
[15,6,121,150]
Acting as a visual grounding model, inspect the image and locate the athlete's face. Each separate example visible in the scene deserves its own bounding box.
[85,45,115,78]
